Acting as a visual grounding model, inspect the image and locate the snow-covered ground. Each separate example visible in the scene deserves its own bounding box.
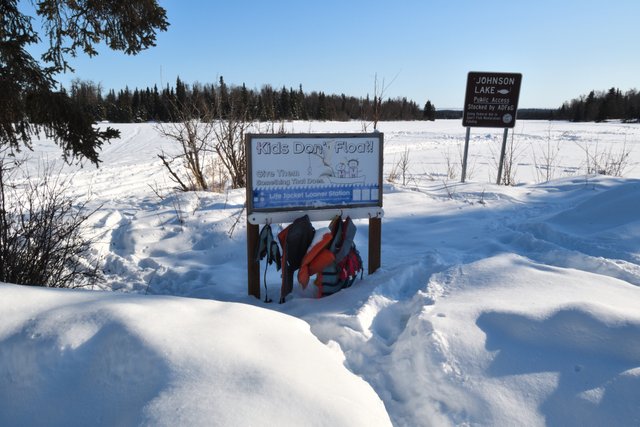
[2,120,640,426]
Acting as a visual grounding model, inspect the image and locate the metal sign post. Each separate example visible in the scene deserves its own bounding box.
[496,128,510,185]
[461,71,522,184]
[461,127,471,183]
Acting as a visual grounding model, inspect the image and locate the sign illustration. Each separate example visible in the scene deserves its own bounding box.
[246,133,383,212]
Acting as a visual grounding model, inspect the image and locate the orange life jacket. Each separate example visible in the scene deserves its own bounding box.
[297,227,335,288]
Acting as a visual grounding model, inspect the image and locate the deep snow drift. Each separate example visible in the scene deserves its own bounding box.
[0,285,389,426]
[2,120,640,426]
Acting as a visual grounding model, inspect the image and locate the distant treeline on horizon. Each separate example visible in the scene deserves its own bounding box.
[66,78,639,123]
[438,87,640,122]
[67,76,436,124]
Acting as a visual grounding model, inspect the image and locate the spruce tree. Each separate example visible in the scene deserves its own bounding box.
[317,92,327,120]
[218,76,230,118]
[423,100,436,121]
[278,86,291,119]
[0,0,168,164]
[176,76,187,109]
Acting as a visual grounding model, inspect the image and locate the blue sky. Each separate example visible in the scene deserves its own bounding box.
[45,0,640,109]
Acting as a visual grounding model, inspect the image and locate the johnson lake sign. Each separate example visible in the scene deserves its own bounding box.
[462,71,522,128]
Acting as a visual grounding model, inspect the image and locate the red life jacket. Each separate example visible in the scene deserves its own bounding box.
[316,216,363,296]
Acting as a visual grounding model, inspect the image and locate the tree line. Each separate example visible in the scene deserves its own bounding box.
[434,87,640,123]
[435,108,562,120]
[68,77,437,123]
[64,78,640,124]
[555,87,640,122]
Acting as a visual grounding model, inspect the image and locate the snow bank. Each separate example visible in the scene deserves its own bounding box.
[0,284,391,427]
[423,253,640,426]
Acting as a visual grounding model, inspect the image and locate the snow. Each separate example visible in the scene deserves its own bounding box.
[0,286,388,426]
[2,120,640,426]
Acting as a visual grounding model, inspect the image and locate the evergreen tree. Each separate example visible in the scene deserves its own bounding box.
[1,0,168,164]
[584,90,597,121]
[289,87,299,119]
[176,76,187,108]
[278,86,291,119]
[239,83,250,118]
[317,92,327,120]
[116,87,133,122]
[557,87,638,122]
[297,85,307,120]
[572,97,585,122]
[150,84,162,120]
[104,89,118,122]
[256,95,266,121]
[423,100,436,121]
[70,79,104,120]
[132,88,142,121]
[218,76,230,118]
[595,99,607,122]
[259,85,276,121]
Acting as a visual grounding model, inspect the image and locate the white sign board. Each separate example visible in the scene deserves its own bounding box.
[246,133,383,212]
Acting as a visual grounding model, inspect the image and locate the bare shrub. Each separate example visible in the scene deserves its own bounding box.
[458,141,478,182]
[444,147,458,180]
[209,156,230,193]
[576,138,631,176]
[387,164,399,184]
[532,127,561,183]
[156,105,216,192]
[157,96,252,192]
[387,146,411,186]
[0,156,100,288]
[369,72,398,131]
[259,120,289,135]
[442,180,456,199]
[491,131,525,186]
[500,132,519,185]
[213,112,252,189]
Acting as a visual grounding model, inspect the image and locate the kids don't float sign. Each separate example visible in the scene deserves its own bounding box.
[246,133,383,213]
